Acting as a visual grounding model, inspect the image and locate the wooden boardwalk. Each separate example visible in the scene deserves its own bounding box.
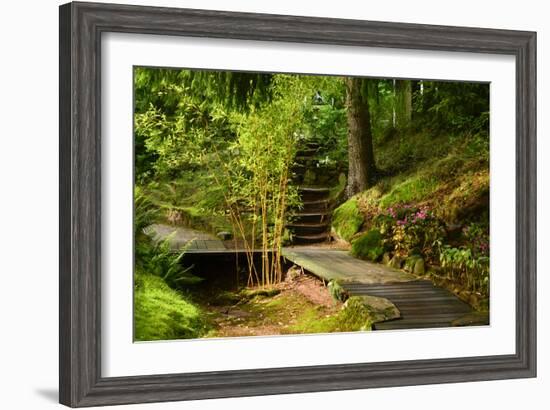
[282,247,486,331]
[147,226,487,330]
[145,224,226,252]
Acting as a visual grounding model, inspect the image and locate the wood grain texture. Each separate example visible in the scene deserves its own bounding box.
[59,1,537,407]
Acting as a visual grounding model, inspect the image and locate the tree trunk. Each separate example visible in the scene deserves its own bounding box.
[395,80,412,128]
[345,77,375,197]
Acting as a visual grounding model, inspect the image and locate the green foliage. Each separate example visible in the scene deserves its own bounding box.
[136,236,203,289]
[142,174,233,234]
[218,75,320,286]
[134,69,319,287]
[332,198,364,241]
[351,230,384,262]
[436,222,490,293]
[413,81,489,133]
[134,274,209,341]
[302,78,348,166]
[135,189,203,289]
[134,186,160,238]
[439,246,489,294]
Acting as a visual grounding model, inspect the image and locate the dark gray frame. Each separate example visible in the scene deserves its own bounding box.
[59,1,536,407]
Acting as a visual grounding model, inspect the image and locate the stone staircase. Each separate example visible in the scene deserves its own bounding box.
[287,142,332,245]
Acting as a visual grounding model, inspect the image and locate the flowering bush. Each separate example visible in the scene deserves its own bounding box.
[462,223,490,257]
[377,205,445,261]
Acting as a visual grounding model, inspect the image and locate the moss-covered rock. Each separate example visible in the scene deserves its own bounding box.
[404,254,423,273]
[350,229,384,262]
[413,257,425,275]
[339,297,374,331]
[331,198,364,242]
[352,295,401,323]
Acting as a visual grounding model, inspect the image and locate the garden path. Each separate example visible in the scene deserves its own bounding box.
[282,247,486,330]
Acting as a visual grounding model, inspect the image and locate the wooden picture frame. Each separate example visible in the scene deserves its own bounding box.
[59,1,536,407]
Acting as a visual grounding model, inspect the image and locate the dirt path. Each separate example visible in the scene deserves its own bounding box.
[196,274,342,338]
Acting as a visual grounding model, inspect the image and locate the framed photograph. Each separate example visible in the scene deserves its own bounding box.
[59,1,536,407]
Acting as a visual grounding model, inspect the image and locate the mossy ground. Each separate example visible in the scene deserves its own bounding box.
[134,274,210,341]
[335,131,489,238]
[192,275,373,337]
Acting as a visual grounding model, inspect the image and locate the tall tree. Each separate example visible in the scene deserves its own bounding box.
[345,77,375,197]
[395,80,412,128]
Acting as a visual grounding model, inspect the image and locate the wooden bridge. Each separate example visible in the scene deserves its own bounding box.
[282,247,488,331]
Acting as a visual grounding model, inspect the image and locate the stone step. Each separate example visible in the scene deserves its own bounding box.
[295,155,318,163]
[298,186,331,200]
[301,198,330,212]
[291,212,330,224]
[292,232,330,244]
[305,141,320,149]
[287,222,329,235]
[296,148,318,157]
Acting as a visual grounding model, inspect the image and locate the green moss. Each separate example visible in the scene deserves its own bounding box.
[134,274,209,341]
[289,296,372,333]
[332,198,364,241]
[351,229,384,262]
[379,175,439,208]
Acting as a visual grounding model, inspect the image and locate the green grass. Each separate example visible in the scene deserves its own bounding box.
[332,198,364,241]
[134,274,209,341]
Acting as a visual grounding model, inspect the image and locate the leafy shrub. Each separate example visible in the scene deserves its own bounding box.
[134,187,160,239]
[332,198,364,241]
[136,236,203,289]
[135,186,203,289]
[351,230,384,262]
[134,274,209,341]
[439,246,489,294]
[436,222,490,294]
